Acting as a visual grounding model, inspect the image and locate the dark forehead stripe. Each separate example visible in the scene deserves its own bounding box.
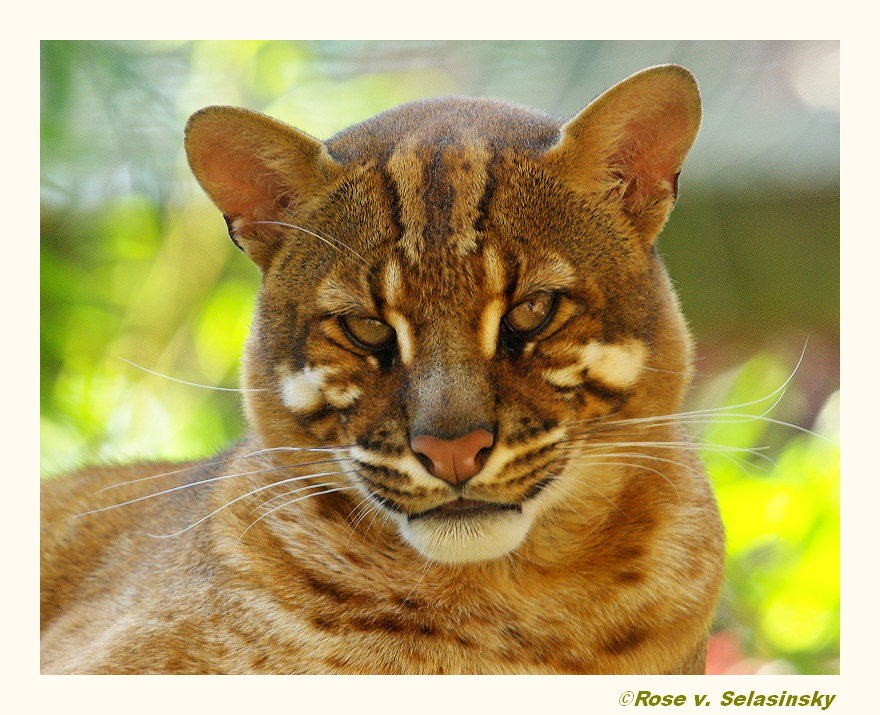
[325,97,562,254]
[422,140,456,248]
[473,156,498,234]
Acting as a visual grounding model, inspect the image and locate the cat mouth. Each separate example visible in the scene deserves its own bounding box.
[409,498,521,522]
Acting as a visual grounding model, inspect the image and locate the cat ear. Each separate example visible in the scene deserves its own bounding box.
[546,64,702,243]
[184,106,341,268]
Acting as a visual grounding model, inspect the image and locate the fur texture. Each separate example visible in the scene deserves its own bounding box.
[41,65,724,674]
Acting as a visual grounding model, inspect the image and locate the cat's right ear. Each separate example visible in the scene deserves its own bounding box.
[184,106,340,269]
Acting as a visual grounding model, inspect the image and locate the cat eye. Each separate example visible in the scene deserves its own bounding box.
[504,291,557,337]
[340,315,395,351]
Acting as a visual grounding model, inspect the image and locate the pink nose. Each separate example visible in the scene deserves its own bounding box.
[410,429,494,484]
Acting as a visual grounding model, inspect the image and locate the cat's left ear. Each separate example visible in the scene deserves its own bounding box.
[546,64,702,244]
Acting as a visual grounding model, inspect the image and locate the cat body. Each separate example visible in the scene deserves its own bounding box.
[41,65,725,674]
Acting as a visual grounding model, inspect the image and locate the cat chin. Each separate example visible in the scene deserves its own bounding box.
[397,509,534,564]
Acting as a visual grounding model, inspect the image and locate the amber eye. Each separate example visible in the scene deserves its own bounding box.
[340,315,395,350]
[504,291,557,336]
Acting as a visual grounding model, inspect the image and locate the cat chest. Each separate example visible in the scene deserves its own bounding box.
[213,576,624,674]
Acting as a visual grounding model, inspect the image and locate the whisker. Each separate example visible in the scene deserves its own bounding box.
[566,408,822,441]
[576,480,628,515]
[403,556,435,603]
[247,221,367,263]
[78,462,354,518]
[566,449,702,484]
[559,428,775,460]
[567,344,812,435]
[566,460,682,503]
[507,548,543,567]
[96,445,355,493]
[237,484,358,542]
[120,358,267,392]
[560,439,773,465]
[349,492,385,534]
[361,494,395,544]
[147,469,362,538]
[252,478,352,512]
[540,466,628,515]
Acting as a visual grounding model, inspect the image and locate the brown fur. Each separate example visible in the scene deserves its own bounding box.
[41,65,724,674]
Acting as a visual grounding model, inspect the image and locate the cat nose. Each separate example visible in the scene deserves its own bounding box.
[410,429,494,485]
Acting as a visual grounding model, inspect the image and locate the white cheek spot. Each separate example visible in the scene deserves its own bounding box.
[582,339,646,387]
[479,298,504,359]
[544,339,646,389]
[279,365,334,412]
[385,309,415,365]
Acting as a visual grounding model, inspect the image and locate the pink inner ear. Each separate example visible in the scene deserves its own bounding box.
[199,148,281,225]
[610,106,691,208]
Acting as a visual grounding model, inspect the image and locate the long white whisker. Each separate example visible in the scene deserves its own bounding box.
[361,494,394,543]
[349,493,384,534]
[77,463,354,518]
[567,408,822,441]
[561,438,763,452]
[147,469,361,538]
[575,479,628,514]
[238,484,357,542]
[403,556,435,603]
[120,358,267,392]
[248,221,367,263]
[568,345,811,433]
[255,479,351,512]
[96,446,354,493]
[568,460,682,503]
[560,439,773,465]
[567,451,703,482]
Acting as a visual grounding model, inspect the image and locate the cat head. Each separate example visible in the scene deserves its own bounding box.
[184,65,702,564]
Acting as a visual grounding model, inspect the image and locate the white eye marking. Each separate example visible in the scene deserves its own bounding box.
[544,339,646,388]
[482,244,507,295]
[385,309,415,365]
[383,260,403,305]
[279,365,334,412]
[479,297,505,359]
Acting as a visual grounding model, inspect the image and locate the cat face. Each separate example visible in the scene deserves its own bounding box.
[185,66,702,563]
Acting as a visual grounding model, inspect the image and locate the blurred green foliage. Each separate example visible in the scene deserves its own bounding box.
[40,41,839,674]
[695,356,839,674]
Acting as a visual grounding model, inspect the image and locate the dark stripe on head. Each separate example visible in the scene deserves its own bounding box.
[473,155,497,233]
[422,140,455,248]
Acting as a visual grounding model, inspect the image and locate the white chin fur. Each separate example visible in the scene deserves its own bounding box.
[399,510,533,564]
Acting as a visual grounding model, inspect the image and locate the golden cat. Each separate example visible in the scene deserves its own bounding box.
[41,65,725,674]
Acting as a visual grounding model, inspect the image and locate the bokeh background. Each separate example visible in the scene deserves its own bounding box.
[40,41,839,674]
